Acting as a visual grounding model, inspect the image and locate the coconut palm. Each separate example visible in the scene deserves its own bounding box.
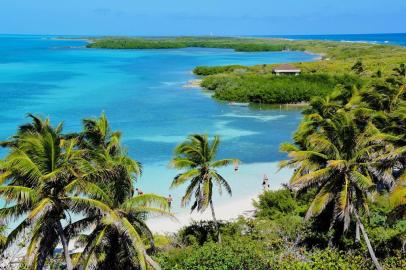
[169,134,237,243]
[280,113,388,270]
[67,188,169,270]
[0,117,84,270]
[63,114,168,270]
[78,112,122,154]
[359,76,406,189]
[77,113,141,204]
[0,114,62,148]
[294,96,342,147]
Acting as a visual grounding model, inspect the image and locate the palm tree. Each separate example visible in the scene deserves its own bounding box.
[67,188,169,270]
[63,113,169,270]
[0,117,84,270]
[0,114,63,148]
[78,112,122,153]
[280,113,387,270]
[169,134,237,243]
[359,74,406,191]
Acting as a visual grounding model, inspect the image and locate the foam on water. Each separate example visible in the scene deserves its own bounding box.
[220,113,287,122]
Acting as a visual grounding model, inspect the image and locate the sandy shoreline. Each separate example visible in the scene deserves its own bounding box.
[182,79,202,88]
[146,161,293,234]
[147,193,259,234]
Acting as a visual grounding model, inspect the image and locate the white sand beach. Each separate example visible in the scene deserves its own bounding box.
[147,161,292,234]
[147,193,258,233]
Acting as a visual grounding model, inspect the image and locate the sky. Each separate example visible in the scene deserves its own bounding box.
[1,0,405,36]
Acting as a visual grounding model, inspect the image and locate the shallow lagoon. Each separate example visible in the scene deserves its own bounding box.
[0,35,317,211]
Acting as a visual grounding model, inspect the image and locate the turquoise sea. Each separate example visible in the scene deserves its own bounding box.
[0,35,318,212]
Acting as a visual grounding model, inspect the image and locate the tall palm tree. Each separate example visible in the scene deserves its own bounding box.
[280,113,388,270]
[0,117,84,270]
[63,113,169,270]
[169,134,237,243]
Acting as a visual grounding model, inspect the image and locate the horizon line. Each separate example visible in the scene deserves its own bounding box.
[0,32,405,37]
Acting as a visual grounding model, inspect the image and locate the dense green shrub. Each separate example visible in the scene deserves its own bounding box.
[201,73,362,104]
[193,65,247,76]
[306,249,373,270]
[253,189,301,219]
[156,239,380,270]
[155,238,271,270]
[177,220,227,246]
[87,37,289,52]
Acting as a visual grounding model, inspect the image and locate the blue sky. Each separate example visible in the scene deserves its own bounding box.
[1,0,405,35]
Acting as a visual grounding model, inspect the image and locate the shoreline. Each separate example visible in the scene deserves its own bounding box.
[182,77,311,108]
[146,161,293,234]
[182,79,202,88]
[147,192,259,234]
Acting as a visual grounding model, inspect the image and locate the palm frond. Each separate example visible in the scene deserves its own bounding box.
[210,171,232,195]
[170,169,200,188]
[169,157,196,169]
[306,185,334,219]
[0,186,37,205]
[28,198,53,220]
[290,168,331,191]
[350,171,373,190]
[210,158,236,168]
[121,194,169,210]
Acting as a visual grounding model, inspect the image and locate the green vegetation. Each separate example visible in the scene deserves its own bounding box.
[87,37,288,52]
[201,73,361,104]
[154,191,405,270]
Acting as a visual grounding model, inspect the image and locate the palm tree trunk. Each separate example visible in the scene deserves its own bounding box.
[55,221,73,270]
[209,199,221,244]
[354,211,382,270]
[36,251,47,270]
[355,220,360,243]
[144,251,161,270]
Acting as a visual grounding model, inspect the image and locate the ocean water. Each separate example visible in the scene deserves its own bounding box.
[256,33,406,46]
[0,35,318,214]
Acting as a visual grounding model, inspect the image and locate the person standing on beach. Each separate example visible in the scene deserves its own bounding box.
[166,194,173,211]
[233,160,239,172]
[262,174,269,191]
